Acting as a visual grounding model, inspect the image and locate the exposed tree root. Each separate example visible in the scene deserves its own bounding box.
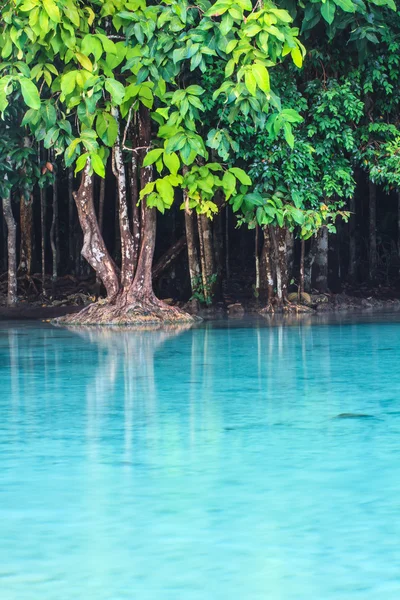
[55,293,198,326]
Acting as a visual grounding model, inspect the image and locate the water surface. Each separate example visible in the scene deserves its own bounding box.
[1,316,400,599]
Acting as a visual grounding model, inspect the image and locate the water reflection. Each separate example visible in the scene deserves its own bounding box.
[1,319,400,598]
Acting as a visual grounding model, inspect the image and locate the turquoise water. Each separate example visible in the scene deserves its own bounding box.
[1,316,400,599]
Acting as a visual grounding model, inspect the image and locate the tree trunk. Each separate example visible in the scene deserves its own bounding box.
[398,191,400,270]
[213,207,224,300]
[314,226,328,293]
[263,226,274,304]
[255,224,260,295]
[299,239,305,296]
[225,207,230,283]
[348,194,357,282]
[127,106,156,300]
[185,210,201,296]
[50,171,58,296]
[112,107,136,288]
[19,194,33,275]
[197,214,214,304]
[271,227,283,306]
[40,185,46,293]
[68,167,75,272]
[278,227,288,301]
[153,235,186,280]
[2,193,17,306]
[128,140,140,274]
[304,237,317,292]
[74,162,120,299]
[369,180,377,281]
[285,228,294,287]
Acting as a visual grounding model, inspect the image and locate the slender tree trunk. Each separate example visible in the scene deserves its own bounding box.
[398,192,400,272]
[299,239,305,297]
[197,214,208,303]
[127,106,156,300]
[128,139,140,273]
[68,168,75,272]
[225,207,230,283]
[304,237,317,292]
[74,163,120,299]
[185,210,201,296]
[152,235,186,280]
[40,185,46,293]
[263,226,274,304]
[285,228,294,287]
[213,208,224,300]
[348,194,357,283]
[50,170,58,296]
[2,193,17,306]
[314,226,328,293]
[112,107,136,288]
[278,227,288,301]
[19,194,33,275]
[271,227,283,306]
[255,224,260,295]
[369,180,377,281]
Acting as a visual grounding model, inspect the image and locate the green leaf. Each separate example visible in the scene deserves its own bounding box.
[75,153,89,174]
[321,0,336,24]
[163,152,180,175]
[60,71,76,96]
[229,167,251,186]
[244,71,257,96]
[283,122,294,148]
[91,153,105,178]
[252,63,270,94]
[143,148,164,167]
[291,47,303,68]
[156,178,174,206]
[333,0,356,11]
[186,85,205,96]
[76,52,93,72]
[19,78,40,110]
[43,0,61,23]
[105,79,125,105]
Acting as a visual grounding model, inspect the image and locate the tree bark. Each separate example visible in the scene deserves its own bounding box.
[2,193,17,306]
[271,227,283,306]
[74,163,120,299]
[40,185,46,293]
[50,170,58,295]
[152,235,186,280]
[185,210,201,296]
[263,226,274,303]
[369,180,377,281]
[255,224,260,295]
[68,167,75,272]
[127,106,156,300]
[285,228,294,287]
[348,194,357,282]
[314,226,328,293]
[112,107,136,288]
[304,237,317,292]
[299,239,305,296]
[197,214,214,303]
[19,194,33,276]
[128,137,140,274]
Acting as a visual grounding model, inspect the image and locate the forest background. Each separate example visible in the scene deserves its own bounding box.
[0,0,399,323]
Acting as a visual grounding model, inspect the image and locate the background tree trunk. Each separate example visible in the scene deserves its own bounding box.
[369,180,377,281]
[185,210,201,296]
[348,194,357,282]
[50,171,58,296]
[19,194,33,275]
[314,226,328,293]
[2,193,17,306]
[40,185,46,293]
[263,226,274,304]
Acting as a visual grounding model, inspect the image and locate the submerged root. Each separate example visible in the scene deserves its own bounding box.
[54,294,198,326]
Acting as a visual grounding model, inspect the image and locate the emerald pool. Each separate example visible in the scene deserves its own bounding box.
[1,316,400,599]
